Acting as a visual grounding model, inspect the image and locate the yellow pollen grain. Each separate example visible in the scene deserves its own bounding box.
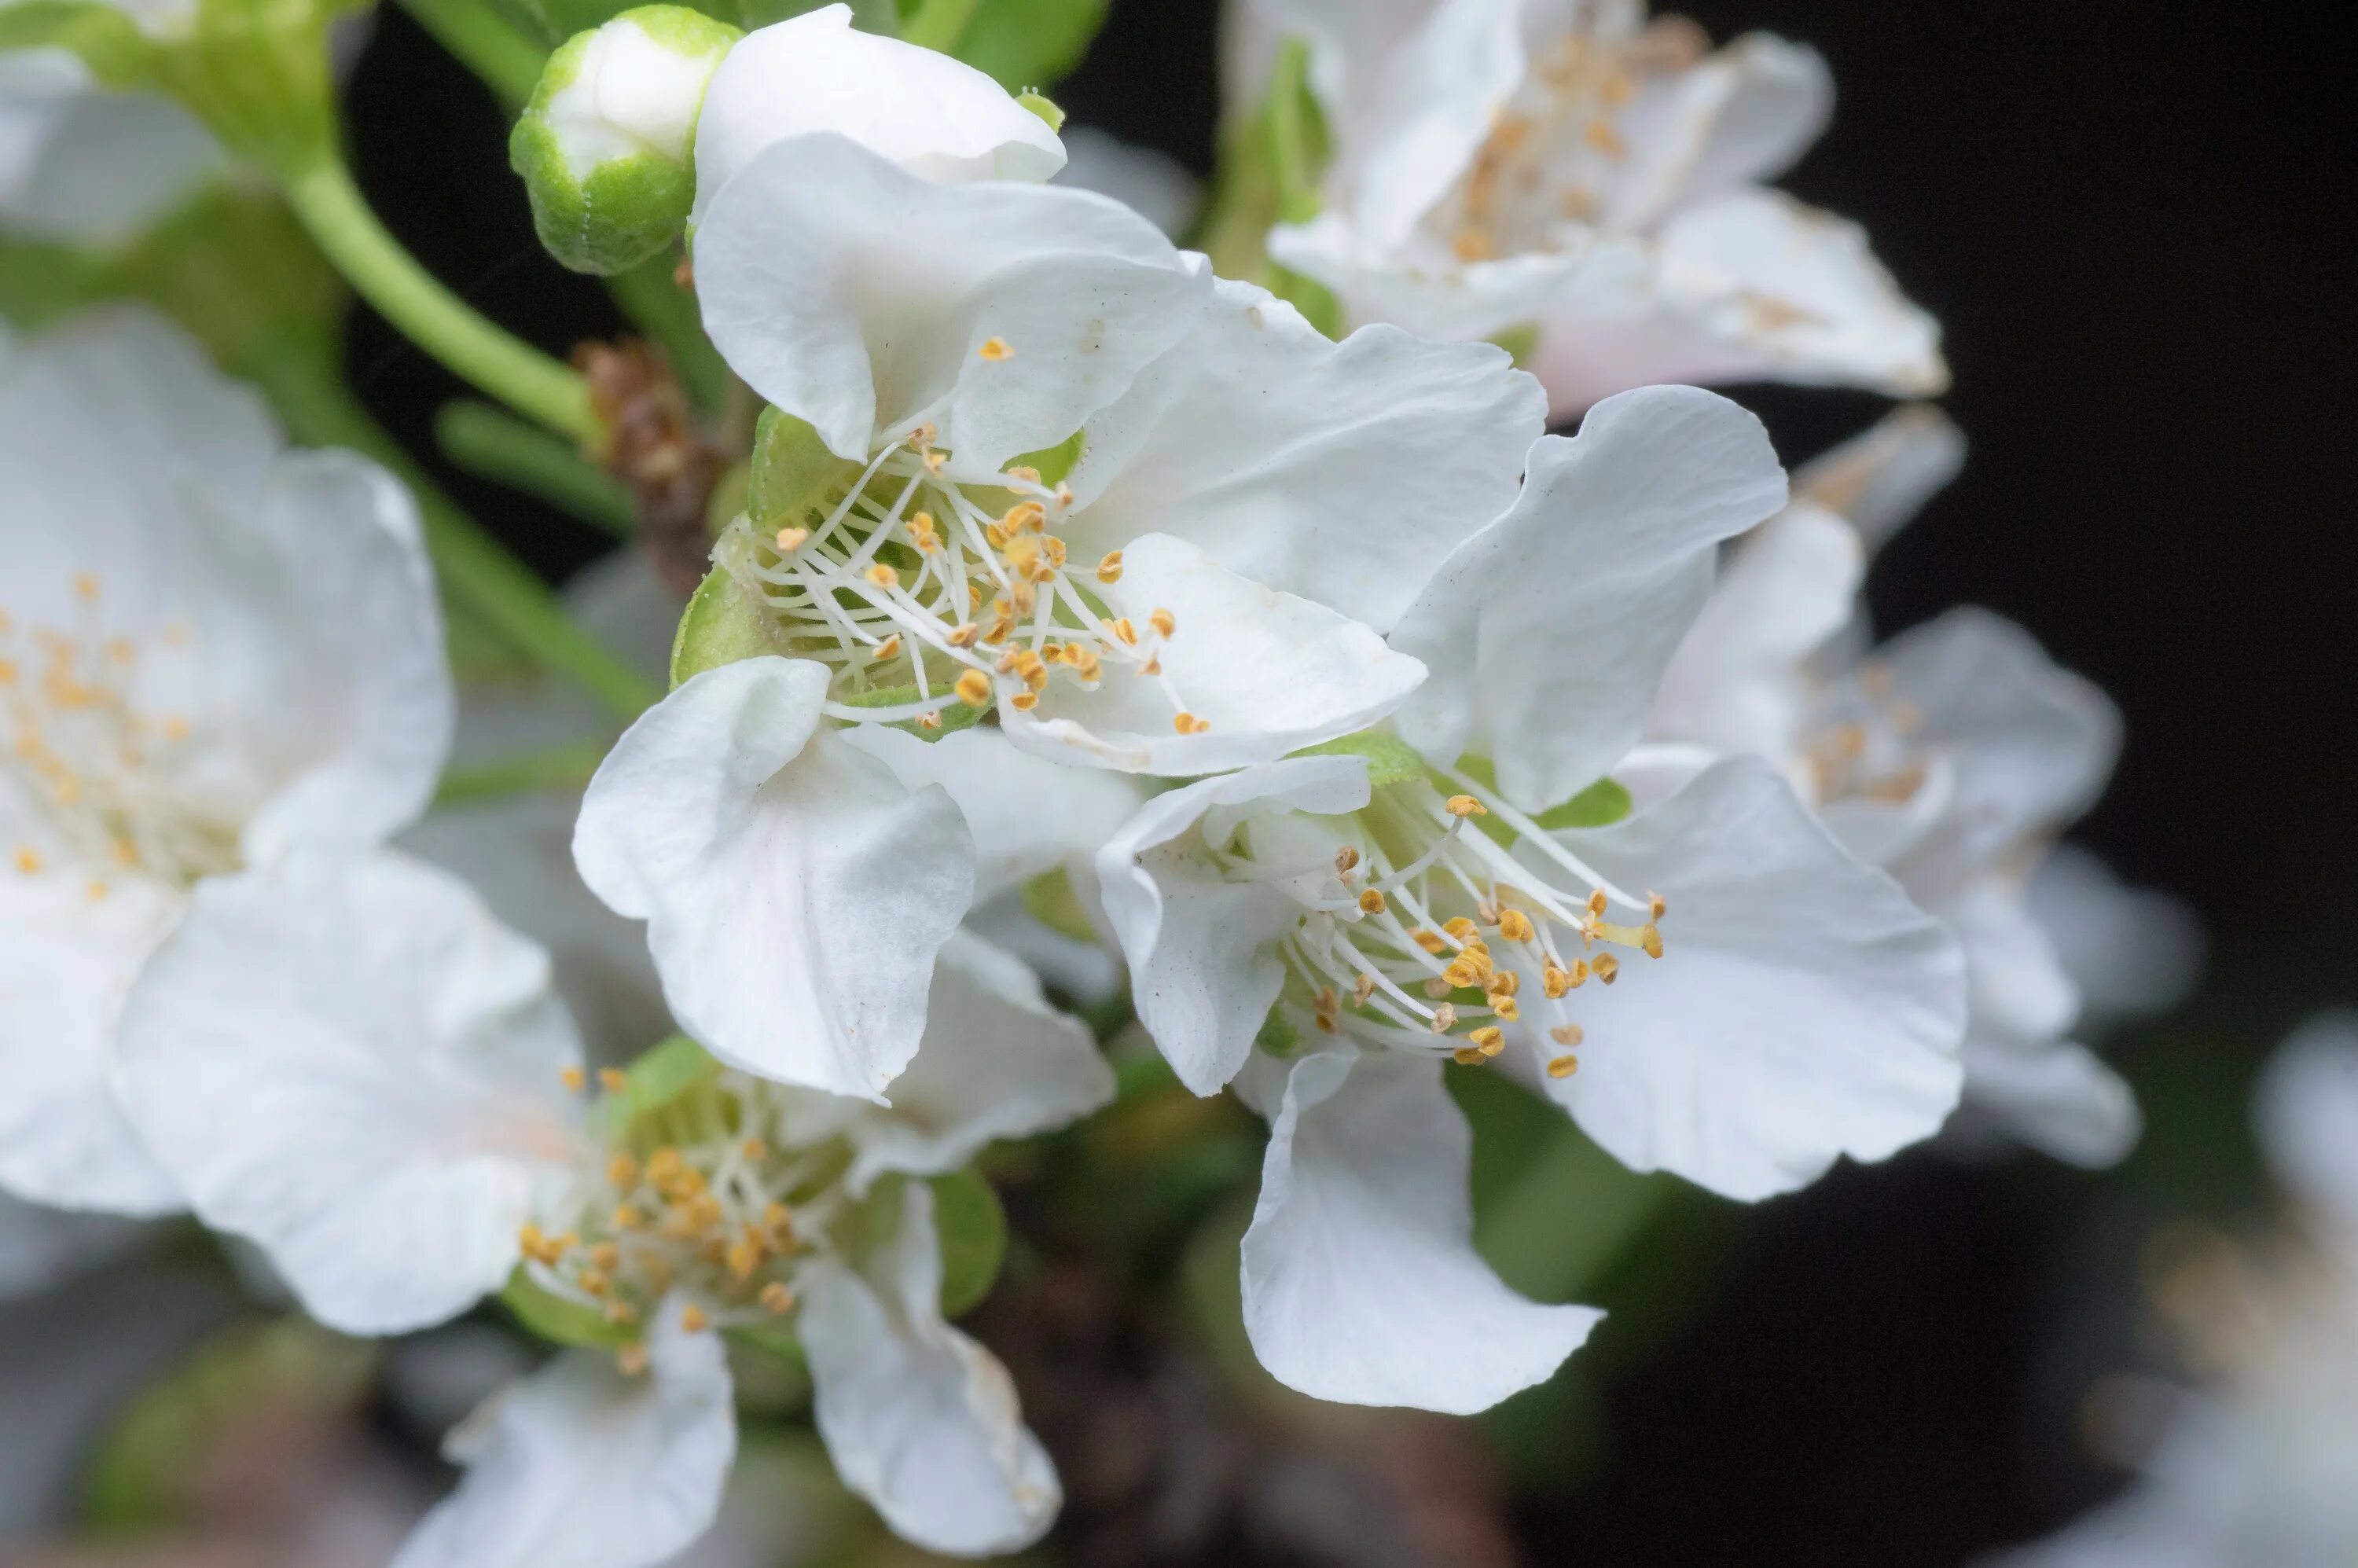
[1487,970,1519,999]
[1445,794,1487,817]
[1496,909,1536,942]
[1443,916,1481,942]
[1148,608,1176,638]
[760,1282,795,1314]
[597,1067,627,1093]
[727,1237,762,1280]
[872,634,902,662]
[1491,995,1520,1022]
[774,525,810,552]
[1353,972,1376,1007]
[1546,1055,1580,1079]
[1649,891,1668,920]
[1097,551,1124,584]
[1423,976,1454,999]
[1468,1025,1505,1056]
[612,1203,642,1230]
[1334,846,1361,874]
[946,622,979,648]
[590,1242,621,1272]
[978,336,1012,362]
[1640,924,1664,959]
[865,563,899,590]
[1010,691,1040,711]
[1173,711,1209,735]
[1453,1045,1489,1067]
[1358,888,1387,914]
[908,512,939,553]
[1442,957,1482,990]
[1593,953,1620,985]
[72,573,99,601]
[1550,1023,1585,1048]
[1005,465,1041,485]
[1104,616,1137,645]
[13,846,39,875]
[560,1066,586,1092]
[1430,1003,1460,1032]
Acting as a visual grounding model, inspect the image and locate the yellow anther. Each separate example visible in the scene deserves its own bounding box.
[946,622,979,648]
[773,526,810,552]
[1002,501,1045,534]
[978,336,1012,361]
[1550,1023,1584,1048]
[589,1242,621,1272]
[577,1269,609,1297]
[612,1203,643,1230]
[1593,953,1620,985]
[1585,890,1607,917]
[1004,465,1041,485]
[1453,1045,1489,1067]
[1583,118,1627,156]
[616,1343,650,1377]
[955,669,994,707]
[1103,617,1137,645]
[1540,964,1574,998]
[12,846,39,875]
[604,1300,637,1326]
[1442,916,1482,943]
[1148,608,1176,638]
[646,1148,684,1184]
[1334,846,1361,874]
[1358,888,1388,914]
[1067,647,1102,681]
[1441,957,1483,990]
[906,423,938,450]
[865,563,899,590]
[1495,908,1537,943]
[72,573,99,600]
[560,1067,586,1092]
[872,634,902,662]
[1173,712,1210,735]
[727,1237,762,1280]
[1429,1003,1459,1033]
[1010,691,1040,711]
[907,512,939,553]
[597,1067,627,1093]
[985,521,1007,550]
[1096,551,1124,584]
[1423,976,1454,1000]
[740,1139,768,1161]
[1490,995,1520,1022]
[1467,1026,1505,1056]
[917,712,943,731]
[1353,972,1376,1007]
[1546,1055,1580,1079]
[1649,892,1668,920]
[1444,794,1487,817]
[1640,924,1664,959]
[1487,970,1519,999]
[1411,928,1447,955]
[759,1282,796,1314]
[0,659,14,685]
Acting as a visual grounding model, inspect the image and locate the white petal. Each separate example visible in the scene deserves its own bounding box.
[0,54,224,249]
[1649,501,1862,762]
[1791,404,1966,552]
[1094,756,1372,1094]
[692,3,1063,226]
[1958,1028,2139,1170]
[1875,608,2121,860]
[1391,386,1787,811]
[2026,845,2202,1024]
[1530,187,1947,413]
[802,1181,1059,1556]
[1052,125,1199,239]
[696,134,1203,468]
[1000,532,1426,775]
[2256,1015,2358,1238]
[1269,213,1640,345]
[1517,757,1966,1201]
[573,658,975,1100]
[0,874,181,1215]
[1599,33,1832,230]
[846,931,1115,1188]
[237,451,451,861]
[112,853,583,1335]
[1241,1050,1600,1412]
[1062,276,1544,633]
[843,724,1142,903]
[394,1300,736,1568]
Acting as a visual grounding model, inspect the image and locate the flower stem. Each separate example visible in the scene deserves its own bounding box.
[281,154,597,442]
[434,740,612,807]
[900,0,981,52]
[395,0,547,105]
[604,253,732,416]
[436,400,635,538]
[248,338,659,720]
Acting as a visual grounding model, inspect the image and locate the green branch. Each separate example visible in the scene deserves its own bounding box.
[434,740,612,807]
[395,0,545,104]
[437,399,635,538]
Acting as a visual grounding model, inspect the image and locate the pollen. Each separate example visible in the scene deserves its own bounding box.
[865,563,899,590]
[872,634,902,661]
[12,846,38,875]
[1358,888,1387,914]
[773,527,810,552]
[1592,953,1620,984]
[1467,1026,1506,1056]
[1412,927,1447,955]
[1096,551,1124,584]
[560,1067,586,1092]
[1495,908,1536,942]
[978,337,1012,361]
[1640,924,1664,959]
[1546,1055,1580,1079]
[759,1282,795,1314]
[1453,1045,1489,1066]
[1174,712,1210,735]
[597,1067,627,1093]
[1445,795,1487,817]
[1148,608,1176,639]
[907,512,939,553]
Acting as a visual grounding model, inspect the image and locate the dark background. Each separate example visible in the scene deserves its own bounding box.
[342,3,2353,1562]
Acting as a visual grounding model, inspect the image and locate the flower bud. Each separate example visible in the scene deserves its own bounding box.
[509,5,741,275]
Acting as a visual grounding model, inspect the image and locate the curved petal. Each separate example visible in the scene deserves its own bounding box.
[692,3,1063,225]
[1093,756,1372,1094]
[1269,213,1640,344]
[2026,844,2202,1025]
[696,134,1204,468]
[842,724,1143,903]
[1791,404,1966,553]
[2256,1015,2358,1239]
[393,1298,736,1568]
[238,451,451,861]
[1530,187,1947,413]
[1392,386,1787,811]
[1600,33,1832,230]
[1649,501,1862,761]
[112,853,583,1335]
[1875,608,2121,858]
[1063,276,1545,633]
[1241,1050,1601,1412]
[1959,1028,2140,1170]
[1515,757,1966,1201]
[846,931,1115,1188]
[1001,532,1426,775]
[573,658,975,1101]
[802,1181,1059,1556]
[0,874,181,1215]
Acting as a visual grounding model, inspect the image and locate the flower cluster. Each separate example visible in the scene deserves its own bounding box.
[0,0,2196,1562]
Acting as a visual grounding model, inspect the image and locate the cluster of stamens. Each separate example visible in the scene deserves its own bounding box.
[524,1065,854,1373]
[722,362,1206,736]
[1803,661,1932,807]
[1231,774,1667,1079]
[1,576,227,897]
[1436,17,1709,264]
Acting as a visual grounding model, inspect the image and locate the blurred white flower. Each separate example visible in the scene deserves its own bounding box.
[1092,385,1967,1412]
[1054,125,1201,239]
[111,852,1107,1561]
[1230,0,1945,414]
[0,307,448,1215]
[0,49,224,249]
[1651,408,2197,1166]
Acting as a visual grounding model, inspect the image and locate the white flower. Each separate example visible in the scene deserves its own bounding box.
[110,852,1107,1562]
[1093,385,1965,1410]
[1651,408,2194,1166]
[1233,0,1945,414]
[0,307,448,1215]
[689,2,1066,227]
[601,130,1543,1089]
[0,50,223,250]
[1985,1018,2358,1568]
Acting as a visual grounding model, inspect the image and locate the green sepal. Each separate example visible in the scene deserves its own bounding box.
[1535,776,1633,831]
[501,1266,640,1348]
[1011,425,1085,487]
[1254,1001,1302,1059]
[1488,321,1542,369]
[747,405,861,532]
[1296,728,1429,788]
[1019,865,1096,942]
[605,1033,722,1131]
[670,563,785,686]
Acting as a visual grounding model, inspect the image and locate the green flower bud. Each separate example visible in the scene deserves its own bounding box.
[508,5,740,276]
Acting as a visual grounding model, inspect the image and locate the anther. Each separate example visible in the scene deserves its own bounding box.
[1640,924,1664,959]
[1148,608,1176,638]
[1334,846,1361,874]
[759,1282,795,1314]
[1453,1045,1489,1066]
[1173,712,1210,735]
[1430,1003,1459,1032]
[865,564,899,590]
[1358,888,1387,914]
[955,670,994,707]
[872,634,902,661]
[1593,953,1620,985]
[1549,1023,1584,1048]
[560,1067,586,1092]
[773,526,810,552]
[1468,1026,1505,1056]
[1445,795,1487,817]
[597,1067,627,1093]
[1496,909,1536,942]
[1096,551,1123,584]
[1546,1055,1580,1079]
[978,337,1012,361]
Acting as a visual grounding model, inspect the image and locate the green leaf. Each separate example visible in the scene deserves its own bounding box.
[928,1169,1008,1317]
[1535,776,1633,831]
[501,1267,638,1348]
[1295,728,1428,788]
[1019,866,1096,942]
[670,563,785,686]
[950,0,1107,90]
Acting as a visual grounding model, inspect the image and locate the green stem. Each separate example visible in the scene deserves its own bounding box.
[250,340,659,720]
[282,153,596,442]
[434,740,612,806]
[901,0,980,52]
[395,0,546,105]
[604,253,731,416]
[437,399,635,538]
[1267,36,1320,223]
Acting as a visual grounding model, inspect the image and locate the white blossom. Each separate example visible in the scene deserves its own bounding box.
[0,307,449,1215]
[0,50,222,250]
[1230,0,1945,413]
